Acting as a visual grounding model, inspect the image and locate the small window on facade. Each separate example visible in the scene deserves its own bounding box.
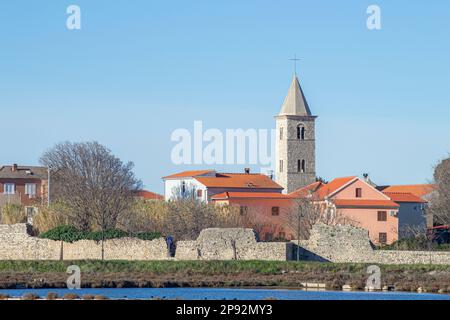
[279,160,283,173]
[4,183,15,194]
[240,206,248,216]
[355,188,362,198]
[196,189,202,198]
[280,127,283,140]
[181,181,186,194]
[379,232,387,245]
[377,211,387,221]
[272,206,280,216]
[25,183,37,198]
[390,210,396,217]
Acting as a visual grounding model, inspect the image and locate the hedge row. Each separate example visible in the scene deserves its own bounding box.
[39,225,162,242]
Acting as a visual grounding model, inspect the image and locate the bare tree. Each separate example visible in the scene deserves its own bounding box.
[429,156,450,226]
[283,197,353,260]
[40,141,142,233]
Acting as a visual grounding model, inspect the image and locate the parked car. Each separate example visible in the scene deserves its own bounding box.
[427,225,450,244]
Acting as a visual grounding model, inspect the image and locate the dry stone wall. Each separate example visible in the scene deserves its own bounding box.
[0,224,169,260]
[295,223,450,265]
[175,228,293,261]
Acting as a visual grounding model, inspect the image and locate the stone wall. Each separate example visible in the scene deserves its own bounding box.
[0,224,169,261]
[175,228,293,261]
[294,223,450,265]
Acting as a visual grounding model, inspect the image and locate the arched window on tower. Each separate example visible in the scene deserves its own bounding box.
[297,125,305,140]
[301,160,306,173]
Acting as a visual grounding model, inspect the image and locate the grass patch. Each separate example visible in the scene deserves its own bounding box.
[0,260,449,275]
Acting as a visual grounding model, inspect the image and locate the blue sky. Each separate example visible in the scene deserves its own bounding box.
[1,1,449,193]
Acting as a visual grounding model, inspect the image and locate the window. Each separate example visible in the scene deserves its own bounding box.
[355,188,362,198]
[181,181,186,194]
[390,210,397,217]
[279,160,283,173]
[272,206,280,216]
[297,126,305,140]
[25,183,37,198]
[4,183,15,194]
[379,232,387,245]
[377,211,387,221]
[240,206,248,216]
[280,127,283,140]
[196,189,203,198]
[297,159,305,173]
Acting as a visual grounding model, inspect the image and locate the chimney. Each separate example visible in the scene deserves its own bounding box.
[363,173,369,181]
[244,168,250,174]
[12,164,18,172]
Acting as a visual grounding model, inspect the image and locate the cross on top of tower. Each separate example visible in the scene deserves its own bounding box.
[289,54,301,75]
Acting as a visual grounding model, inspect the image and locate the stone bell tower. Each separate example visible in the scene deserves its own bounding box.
[275,74,317,194]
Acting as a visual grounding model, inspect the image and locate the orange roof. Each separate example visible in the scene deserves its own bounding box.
[134,190,164,200]
[195,173,282,189]
[211,192,293,200]
[378,184,434,198]
[163,170,214,179]
[315,176,357,199]
[383,192,427,203]
[289,181,324,198]
[334,199,399,208]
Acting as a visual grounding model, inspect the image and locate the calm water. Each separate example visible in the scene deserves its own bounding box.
[0,288,449,300]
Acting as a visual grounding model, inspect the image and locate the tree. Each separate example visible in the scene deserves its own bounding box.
[283,197,352,260]
[40,141,142,232]
[429,156,450,226]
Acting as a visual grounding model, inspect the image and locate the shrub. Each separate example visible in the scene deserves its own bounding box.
[40,225,83,242]
[63,293,80,300]
[94,295,109,300]
[46,292,59,300]
[22,293,40,300]
[0,204,26,225]
[39,225,161,242]
[380,236,450,251]
[82,294,95,300]
[0,294,10,300]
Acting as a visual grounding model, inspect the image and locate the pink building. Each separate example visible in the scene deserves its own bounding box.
[291,176,400,245]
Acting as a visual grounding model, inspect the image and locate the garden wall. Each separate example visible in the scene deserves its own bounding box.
[175,228,293,261]
[0,224,169,260]
[295,223,450,265]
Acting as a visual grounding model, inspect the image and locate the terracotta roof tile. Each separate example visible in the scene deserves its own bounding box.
[383,192,427,203]
[134,190,164,200]
[377,184,435,198]
[315,176,357,199]
[162,170,215,179]
[289,181,324,198]
[195,173,282,189]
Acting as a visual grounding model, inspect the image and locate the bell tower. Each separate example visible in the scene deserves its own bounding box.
[275,74,317,193]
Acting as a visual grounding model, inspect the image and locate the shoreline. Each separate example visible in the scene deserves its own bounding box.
[0,260,449,294]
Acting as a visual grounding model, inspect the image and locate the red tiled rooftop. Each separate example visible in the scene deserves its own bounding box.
[377,184,435,198]
[289,181,324,198]
[383,192,427,203]
[315,176,358,199]
[162,170,215,179]
[195,173,283,189]
[134,190,164,200]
